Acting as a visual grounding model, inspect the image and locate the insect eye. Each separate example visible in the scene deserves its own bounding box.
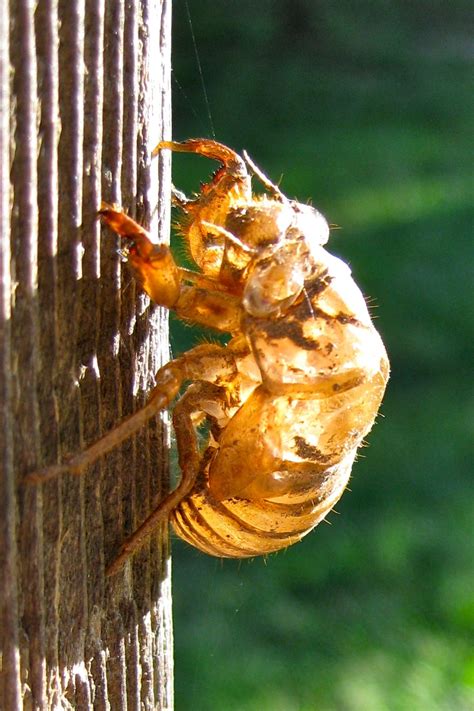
[291,202,330,249]
[243,255,305,318]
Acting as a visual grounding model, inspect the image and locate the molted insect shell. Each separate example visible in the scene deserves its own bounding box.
[100,138,390,564]
[163,141,389,557]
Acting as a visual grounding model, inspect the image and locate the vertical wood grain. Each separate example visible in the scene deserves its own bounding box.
[0,0,173,708]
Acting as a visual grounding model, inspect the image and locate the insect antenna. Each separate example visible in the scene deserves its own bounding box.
[242,150,287,202]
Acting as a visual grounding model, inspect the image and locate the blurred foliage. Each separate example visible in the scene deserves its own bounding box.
[165,1,473,709]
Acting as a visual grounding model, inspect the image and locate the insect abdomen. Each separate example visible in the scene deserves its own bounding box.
[171,451,356,557]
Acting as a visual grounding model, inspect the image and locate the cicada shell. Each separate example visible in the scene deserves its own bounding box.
[30,138,389,570]
[147,139,388,557]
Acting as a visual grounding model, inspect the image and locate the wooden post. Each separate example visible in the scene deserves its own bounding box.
[0,1,173,708]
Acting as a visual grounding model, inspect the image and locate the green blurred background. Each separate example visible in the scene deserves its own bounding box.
[167,2,473,709]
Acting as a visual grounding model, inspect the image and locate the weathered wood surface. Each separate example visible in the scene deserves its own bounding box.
[0,1,173,708]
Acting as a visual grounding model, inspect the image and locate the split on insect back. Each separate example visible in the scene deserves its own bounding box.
[27,138,389,575]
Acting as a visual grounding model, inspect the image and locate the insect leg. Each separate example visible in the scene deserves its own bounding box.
[100,203,244,333]
[153,138,247,179]
[26,343,240,486]
[106,381,230,576]
[24,360,184,485]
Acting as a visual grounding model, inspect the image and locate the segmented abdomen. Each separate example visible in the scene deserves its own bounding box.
[171,452,355,557]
